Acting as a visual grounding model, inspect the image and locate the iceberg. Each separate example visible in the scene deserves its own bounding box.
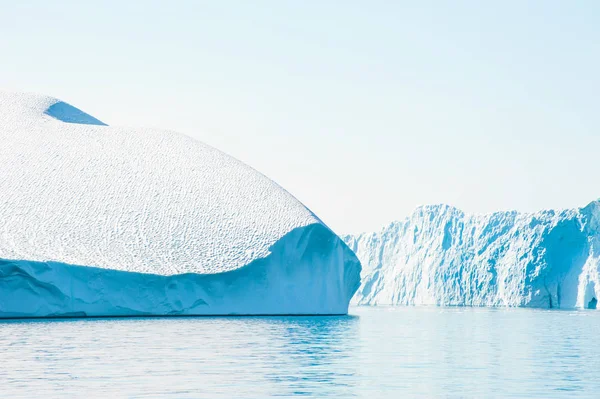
[0,91,360,317]
[344,203,600,309]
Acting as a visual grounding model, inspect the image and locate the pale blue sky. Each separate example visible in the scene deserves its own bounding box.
[1,1,599,233]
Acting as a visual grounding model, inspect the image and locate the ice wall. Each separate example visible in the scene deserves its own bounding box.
[344,202,600,309]
[1,224,361,317]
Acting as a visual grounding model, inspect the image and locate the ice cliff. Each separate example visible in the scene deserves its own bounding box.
[0,91,360,317]
[344,203,600,309]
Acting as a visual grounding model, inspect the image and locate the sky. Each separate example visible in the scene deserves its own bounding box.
[1,1,599,233]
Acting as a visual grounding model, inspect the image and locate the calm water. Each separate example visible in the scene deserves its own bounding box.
[1,307,599,398]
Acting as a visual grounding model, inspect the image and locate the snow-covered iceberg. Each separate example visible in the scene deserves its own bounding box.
[0,91,361,317]
[344,203,600,309]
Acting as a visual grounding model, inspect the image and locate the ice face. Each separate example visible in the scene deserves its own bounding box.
[0,91,361,316]
[344,202,600,309]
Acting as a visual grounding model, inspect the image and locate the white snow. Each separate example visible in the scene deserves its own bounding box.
[344,202,600,309]
[0,91,361,317]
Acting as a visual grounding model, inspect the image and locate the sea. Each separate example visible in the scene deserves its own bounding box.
[1,306,599,398]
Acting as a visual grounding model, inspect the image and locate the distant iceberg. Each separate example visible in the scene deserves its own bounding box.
[0,91,360,317]
[344,202,600,309]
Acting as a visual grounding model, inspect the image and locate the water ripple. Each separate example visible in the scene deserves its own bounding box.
[1,308,599,398]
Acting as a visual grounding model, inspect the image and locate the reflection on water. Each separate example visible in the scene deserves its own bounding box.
[266,317,359,397]
[0,315,360,398]
[1,308,600,398]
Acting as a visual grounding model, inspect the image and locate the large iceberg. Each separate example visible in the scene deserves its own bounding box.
[344,203,600,309]
[0,91,361,317]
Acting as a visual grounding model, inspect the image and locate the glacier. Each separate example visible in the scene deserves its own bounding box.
[0,91,360,317]
[344,202,600,309]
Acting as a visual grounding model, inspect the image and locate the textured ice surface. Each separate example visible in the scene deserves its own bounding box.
[344,202,600,309]
[0,91,360,317]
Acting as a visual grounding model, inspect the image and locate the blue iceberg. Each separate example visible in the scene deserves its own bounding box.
[0,91,360,317]
[345,202,600,309]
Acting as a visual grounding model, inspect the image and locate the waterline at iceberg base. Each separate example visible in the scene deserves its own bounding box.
[344,201,600,309]
[0,224,361,318]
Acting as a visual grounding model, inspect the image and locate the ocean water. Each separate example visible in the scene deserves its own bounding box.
[1,307,599,398]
